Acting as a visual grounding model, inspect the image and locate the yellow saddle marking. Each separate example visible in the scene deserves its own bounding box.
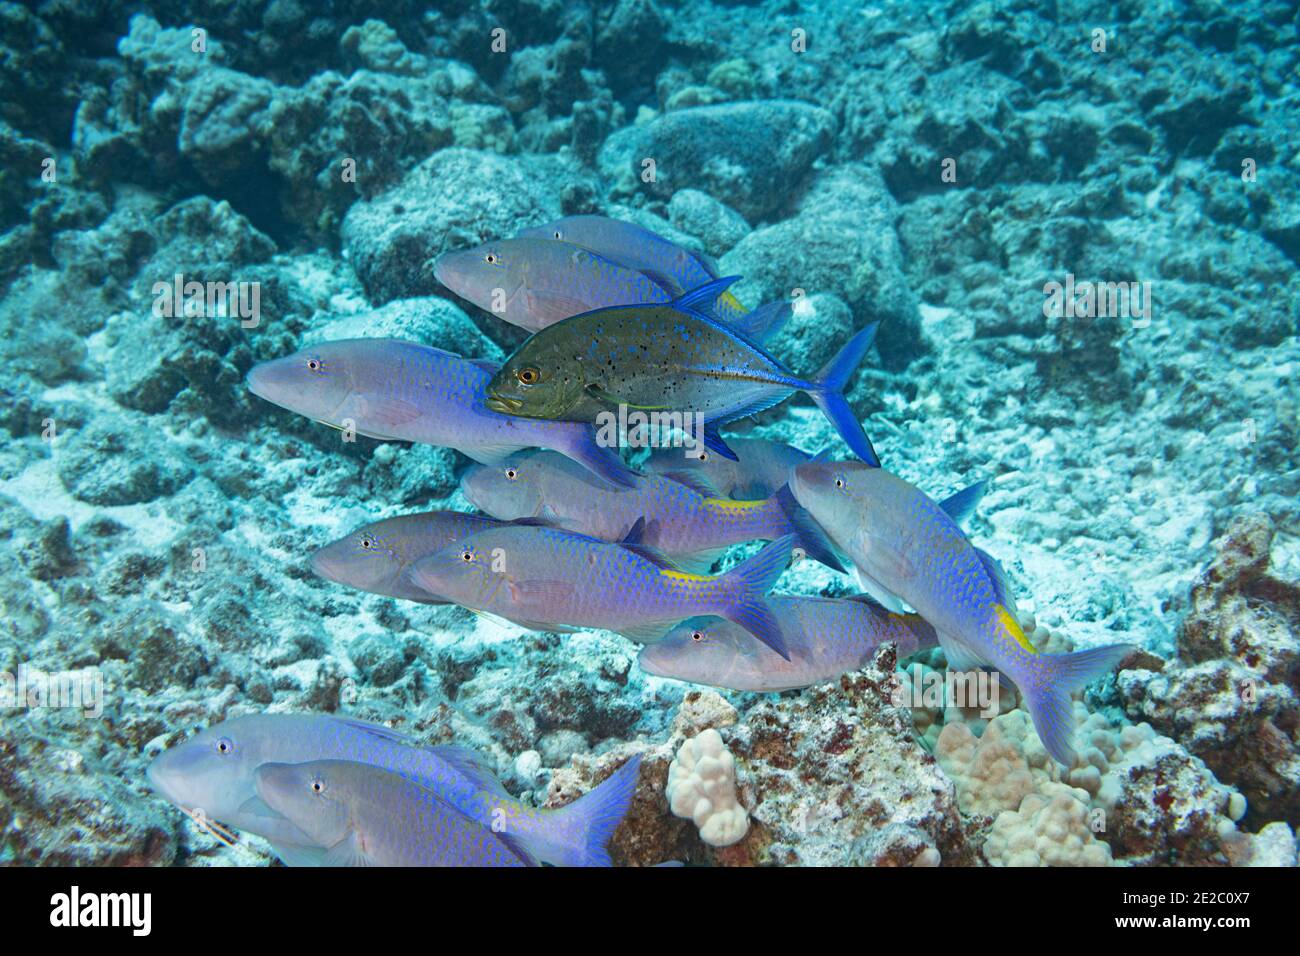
[660,569,712,585]
[997,604,1038,654]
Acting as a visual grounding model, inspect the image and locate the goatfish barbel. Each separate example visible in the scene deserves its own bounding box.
[789,462,1134,765]
[484,277,882,467]
[245,338,634,488]
[460,450,844,574]
[310,510,503,604]
[406,523,797,658]
[147,712,640,866]
[639,595,939,692]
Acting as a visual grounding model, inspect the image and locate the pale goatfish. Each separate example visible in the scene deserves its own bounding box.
[639,595,939,692]
[460,450,843,574]
[646,437,812,500]
[407,523,796,658]
[254,760,530,867]
[310,510,502,603]
[485,277,882,467]
[434,237,671,333]
[516,215,750,324]
[147,713,640,866]
[789,462,1134,765]
[245,339,634,488]
[436,234,788,341]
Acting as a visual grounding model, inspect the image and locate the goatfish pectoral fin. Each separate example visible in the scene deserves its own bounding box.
[1019,639,1138,767]
[553,428,637,488]
[322,832,378,867]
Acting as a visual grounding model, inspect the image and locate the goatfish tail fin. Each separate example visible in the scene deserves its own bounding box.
[544,755,642,867]
[1020,639,1136,766]
[773,484,845,573]
[717,534,794,660]
[555,429,637,488]
[807,323,882,468]
[731,299,791,343]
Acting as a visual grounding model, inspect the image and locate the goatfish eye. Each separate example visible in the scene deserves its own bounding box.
[505,468,518,481]
[215,736,235,756]
[360,537,374,550]
[310,776,326,795]
[516,367,541,386]
[460,549,476,563]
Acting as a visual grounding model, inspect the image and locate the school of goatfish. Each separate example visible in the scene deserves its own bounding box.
[149,214,1135,866]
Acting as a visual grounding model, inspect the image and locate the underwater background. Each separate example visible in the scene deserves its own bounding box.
[1,0,1297,867]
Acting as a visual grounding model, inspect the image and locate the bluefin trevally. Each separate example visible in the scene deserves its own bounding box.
[484,278,882,467]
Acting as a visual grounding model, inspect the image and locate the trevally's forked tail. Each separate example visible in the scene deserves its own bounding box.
[714,533,795,660]
[677,280,882,468]
[806,322,882,468]
[1017,641,1136,766]
[533,754,642,867]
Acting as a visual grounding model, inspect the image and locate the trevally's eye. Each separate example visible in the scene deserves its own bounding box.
[215,737,234,756]
[310,776,326,794]
[697,451,709,462]
[516,367,540,386]
[461,550,475,563]
[485,253,499,264]
[552,231,562,239]
[306,358,323,372]
[360,537,373,549]
[834,475,846,489]
[691,630,705,643]
[505,468,518,480]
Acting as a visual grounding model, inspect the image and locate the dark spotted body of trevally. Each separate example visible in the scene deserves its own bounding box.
[485,277,882,466]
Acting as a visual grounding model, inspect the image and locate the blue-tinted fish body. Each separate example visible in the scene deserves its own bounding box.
[255,760,531,867]
[147,713,638,866]
[407,523,795,657]
[487,283,882,466]
[640,595,939,692]
[646,438,811,499]
[434,237,672,332]
[790,463,1133,764]
[517,214,748,322]
[245,339,632,487]
[461,450,841,572]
